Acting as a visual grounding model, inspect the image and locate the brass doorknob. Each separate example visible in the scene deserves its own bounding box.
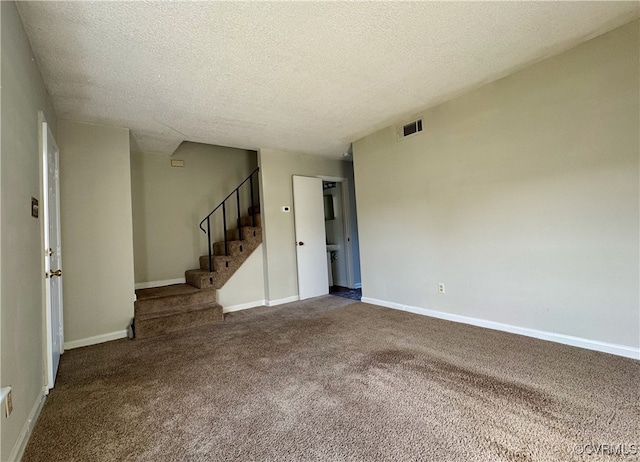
[49,269,62,277]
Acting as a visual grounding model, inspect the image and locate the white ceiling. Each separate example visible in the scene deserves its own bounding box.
[17,1,639,158]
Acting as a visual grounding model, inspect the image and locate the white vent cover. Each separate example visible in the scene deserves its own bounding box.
[397,118,423,140]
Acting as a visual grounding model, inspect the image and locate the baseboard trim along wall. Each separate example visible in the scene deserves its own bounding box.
[8,386,47,462]
[266,295,299,307]
[361,297,639,360]
[223,300,266,313]
[134,278,185,290]
[64,330,129,350]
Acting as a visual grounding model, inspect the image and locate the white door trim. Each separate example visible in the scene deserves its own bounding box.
[41,115,64,391]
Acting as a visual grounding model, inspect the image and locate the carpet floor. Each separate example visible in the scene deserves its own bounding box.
[24,296,639,461]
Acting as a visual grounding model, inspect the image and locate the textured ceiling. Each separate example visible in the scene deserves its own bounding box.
[17,1,639,158]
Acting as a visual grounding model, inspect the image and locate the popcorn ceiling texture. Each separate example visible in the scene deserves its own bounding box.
[16,2,639,157]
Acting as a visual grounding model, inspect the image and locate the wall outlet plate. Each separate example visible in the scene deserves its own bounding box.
[438,283,446,294]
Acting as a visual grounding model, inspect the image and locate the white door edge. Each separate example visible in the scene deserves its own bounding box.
[293,176,328,300]
[41,117,63,390]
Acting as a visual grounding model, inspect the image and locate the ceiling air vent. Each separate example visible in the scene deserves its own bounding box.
[397,118,423,140]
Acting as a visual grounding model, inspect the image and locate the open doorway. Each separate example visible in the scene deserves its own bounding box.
[319,176,361,300]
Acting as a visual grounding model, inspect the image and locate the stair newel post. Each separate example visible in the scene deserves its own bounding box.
[206,217,212,274]
[249,173,255,227]
[222,201,229,256]
[236,189,243,241]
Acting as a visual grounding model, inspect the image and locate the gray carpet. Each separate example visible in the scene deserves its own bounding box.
[24,296,639,461]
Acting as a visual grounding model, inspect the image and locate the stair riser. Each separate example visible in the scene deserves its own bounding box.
[211,265,239,289]
[200,256,231,271]
[225,227,261,242]
[135,306,223,339]
[193,259,245,287]
[204,242,260,269]
[212,240,245,257]
[135,290,216,316]
[185,270,215,289]
[199,248,262,290]
[240,214,261,228]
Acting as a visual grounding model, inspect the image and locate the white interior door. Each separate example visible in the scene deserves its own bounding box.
[293,176,328,300]
[43,121,64,390]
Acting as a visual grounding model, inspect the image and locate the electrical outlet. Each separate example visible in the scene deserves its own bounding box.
[438,283,445,294]
[5,390,12,417]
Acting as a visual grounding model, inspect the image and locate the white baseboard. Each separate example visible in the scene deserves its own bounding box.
[354,283,362,289]
[266,295,299,307]
[64,330,129,350]
[361,297,639,360]
[223,300,266,313]
[135,278,185,290]
[8,386,47,462]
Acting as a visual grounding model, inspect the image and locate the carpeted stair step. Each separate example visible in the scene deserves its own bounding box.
[240,213,261,228]
[194,256,249,289]
[134,303,223,339]
[135,284,217,316]
[211,240,247,257]
[200,239,262,271]
[212,232,262,257]
[198,231,263,288]
[185,269,216,289]
[225,226,261,242]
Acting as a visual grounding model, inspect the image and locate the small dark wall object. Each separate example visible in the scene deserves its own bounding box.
[31,197,39,218]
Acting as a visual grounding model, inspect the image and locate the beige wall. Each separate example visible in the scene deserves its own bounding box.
[217,244,265,310]
[58,120,135,344]
[0,2,58,459]
[130,143,257,284]
[353,20,639,348]
[258,149,350,302]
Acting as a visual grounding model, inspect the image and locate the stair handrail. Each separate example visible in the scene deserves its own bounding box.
[199,167,260,274]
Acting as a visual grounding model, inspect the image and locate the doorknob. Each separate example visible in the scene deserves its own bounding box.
[298,242,305,246]
[48,269,62,278]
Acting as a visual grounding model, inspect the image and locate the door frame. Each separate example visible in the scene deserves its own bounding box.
[317,175,356,289]
[40,113,64,392]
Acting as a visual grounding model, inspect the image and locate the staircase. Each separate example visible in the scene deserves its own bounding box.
[133,169,261,339]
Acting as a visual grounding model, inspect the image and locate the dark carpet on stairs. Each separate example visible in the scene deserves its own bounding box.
[24,297,639,461]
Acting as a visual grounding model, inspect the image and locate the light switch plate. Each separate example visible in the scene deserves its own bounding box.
[31,197,39,218]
